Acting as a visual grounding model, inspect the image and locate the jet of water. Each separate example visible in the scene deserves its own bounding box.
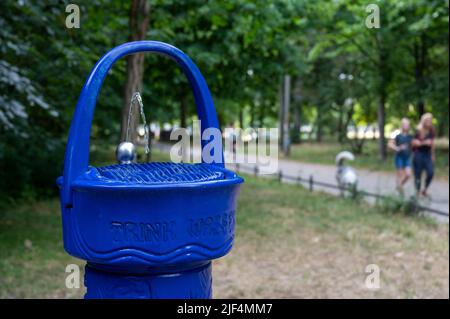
[125,92,149,154]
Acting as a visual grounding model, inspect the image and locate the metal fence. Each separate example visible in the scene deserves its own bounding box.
[233,163,449,218]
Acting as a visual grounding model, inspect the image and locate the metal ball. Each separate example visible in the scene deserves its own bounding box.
[116,141,136,164]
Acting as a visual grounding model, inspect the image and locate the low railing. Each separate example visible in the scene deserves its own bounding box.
[232,163,449,218]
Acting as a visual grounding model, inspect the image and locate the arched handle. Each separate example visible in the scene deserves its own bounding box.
[62,41,223,207]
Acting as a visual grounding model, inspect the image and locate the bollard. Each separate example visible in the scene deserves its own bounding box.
[254,165,259,177]
[309,175,314,192]
[57,41,244,299]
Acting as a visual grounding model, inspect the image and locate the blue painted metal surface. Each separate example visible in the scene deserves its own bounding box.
[57,41,243,299]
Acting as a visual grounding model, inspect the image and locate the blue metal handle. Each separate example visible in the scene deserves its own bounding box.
[62,41,223,207]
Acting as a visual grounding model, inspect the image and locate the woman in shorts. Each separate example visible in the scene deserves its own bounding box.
[388,118,413,194]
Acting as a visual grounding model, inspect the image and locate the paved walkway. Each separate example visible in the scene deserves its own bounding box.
[241,158,448,222]
[153,142,449,223]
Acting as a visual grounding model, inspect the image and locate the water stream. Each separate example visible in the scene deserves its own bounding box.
[125,92,149,154]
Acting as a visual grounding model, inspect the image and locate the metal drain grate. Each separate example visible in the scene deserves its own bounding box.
[94,162,225,184]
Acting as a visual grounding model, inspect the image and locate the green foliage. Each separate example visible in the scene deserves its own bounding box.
[0,129,65,200]
[298,0,448,138]
[0,0,448,199]
[0,0,128,199]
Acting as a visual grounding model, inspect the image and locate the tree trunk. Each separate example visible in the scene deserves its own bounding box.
[413,34,428,118]
[376,33,388,161]
[282,75,291,155]
[278,78,284,147]
[250,103,255,128]
[120,0,150,143]
[337,105,344,143]
[292,105,301,144]
[239,108,244,129]
[377,91,387,160]
[180,95,188,128]
[308,123,314,141]
[437,120,446,137]
[292,77,302,144]
[316,108,322,143]
[342,102,355,142]
[217,111,224,130]
[416,100,425,118]
[258,101,266,127]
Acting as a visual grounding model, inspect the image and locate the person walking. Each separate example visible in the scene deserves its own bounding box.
[388,118,413,194]
[412,113,435,198]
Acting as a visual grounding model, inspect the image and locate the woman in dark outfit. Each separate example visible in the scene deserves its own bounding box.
[412,113,435,198]
[388,118,413,194]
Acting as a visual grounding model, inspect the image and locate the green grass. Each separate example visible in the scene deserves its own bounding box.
[1,167,447,298]
[287,140,449,179]
[237,175,440,244]
[0,199,83,298]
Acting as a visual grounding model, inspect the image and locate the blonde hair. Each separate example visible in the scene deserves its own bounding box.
[417,113,433,132]
[400,117,410,132]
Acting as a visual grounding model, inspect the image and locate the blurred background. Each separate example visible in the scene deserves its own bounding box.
[0,0,448,298]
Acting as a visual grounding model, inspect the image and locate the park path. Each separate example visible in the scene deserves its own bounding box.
[241,157,449,222]
[153,142,449,223]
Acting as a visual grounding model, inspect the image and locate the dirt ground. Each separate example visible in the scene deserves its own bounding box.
[213,225,449,299]
[1,177,448,299]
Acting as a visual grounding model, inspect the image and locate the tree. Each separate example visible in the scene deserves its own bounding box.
[120,0,151,143]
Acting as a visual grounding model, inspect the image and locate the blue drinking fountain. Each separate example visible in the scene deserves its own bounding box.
[57,41,244,299]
